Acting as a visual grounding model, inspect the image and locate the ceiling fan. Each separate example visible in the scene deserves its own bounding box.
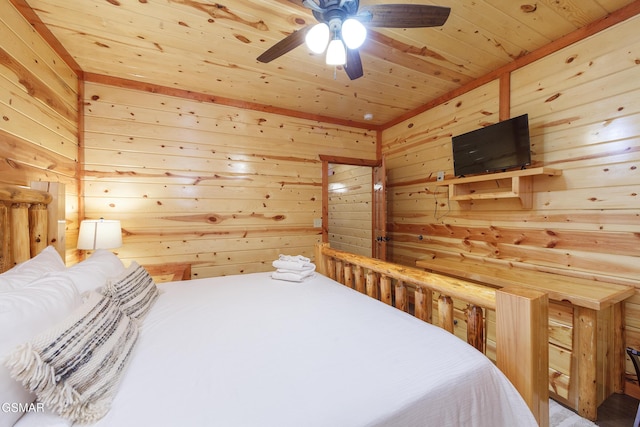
[256,0,451,80]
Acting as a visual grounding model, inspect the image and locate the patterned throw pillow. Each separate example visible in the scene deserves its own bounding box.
[5,292,139,423]
[103,262,159,320]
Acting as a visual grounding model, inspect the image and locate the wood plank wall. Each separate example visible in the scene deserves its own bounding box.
[0,0,79,264]
[82,82,376,277]
[381,14,640,399]
[328,164,373,257]
[2,0,638,397]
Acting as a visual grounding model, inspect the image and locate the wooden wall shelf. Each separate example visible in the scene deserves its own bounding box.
[440,167,562,209]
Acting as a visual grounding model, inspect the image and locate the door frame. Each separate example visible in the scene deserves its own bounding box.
[319,155,386,260]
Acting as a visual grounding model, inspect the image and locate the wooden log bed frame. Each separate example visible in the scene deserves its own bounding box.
[0,185,53,272]
[315,242,550,426]
[1,184,550,426]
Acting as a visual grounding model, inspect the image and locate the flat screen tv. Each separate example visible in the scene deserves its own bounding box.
[452,114,531,177]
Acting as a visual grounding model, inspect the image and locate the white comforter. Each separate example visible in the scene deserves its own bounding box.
[17,272,537,427]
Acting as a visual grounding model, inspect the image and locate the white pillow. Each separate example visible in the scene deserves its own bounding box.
[64,250,125,295]
[0,274,81,427]
[0,246,66,292]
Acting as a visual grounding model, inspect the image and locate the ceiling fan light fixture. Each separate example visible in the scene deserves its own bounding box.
[257,1,451,80]
[305,23,330,54]
[341,18,367,49]
[326,38,346,65]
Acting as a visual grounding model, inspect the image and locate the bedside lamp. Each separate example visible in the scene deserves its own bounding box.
[77,218,122,250]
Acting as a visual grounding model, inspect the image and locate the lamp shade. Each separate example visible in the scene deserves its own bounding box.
[77,219,122,250]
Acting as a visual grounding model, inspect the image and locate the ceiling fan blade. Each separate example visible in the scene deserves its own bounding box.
[360,4,451,28]
[286,0,307,8]
[257,26,310,63]
[302,0,324,13]
[344,48,363,80]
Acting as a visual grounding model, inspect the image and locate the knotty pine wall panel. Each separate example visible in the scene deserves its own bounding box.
[83,82,376,276]
[382,81,500,266]
[0,0,79,263]
[381,15,640,399]
[382,15,640,282]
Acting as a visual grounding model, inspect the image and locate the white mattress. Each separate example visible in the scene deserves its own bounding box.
[17,272,537,427]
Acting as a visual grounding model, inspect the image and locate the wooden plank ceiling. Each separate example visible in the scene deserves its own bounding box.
[22,0,637,126]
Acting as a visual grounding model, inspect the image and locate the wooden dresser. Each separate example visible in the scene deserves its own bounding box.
[416,257,635,421]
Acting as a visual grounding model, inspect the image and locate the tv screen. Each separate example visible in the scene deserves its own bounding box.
[452,114,531,177]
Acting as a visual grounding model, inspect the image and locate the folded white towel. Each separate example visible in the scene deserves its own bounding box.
[272,259,315,271]
[276,266,315,278]
[271,255,315,282]
[279,254,311,263]
[271,270,315,282]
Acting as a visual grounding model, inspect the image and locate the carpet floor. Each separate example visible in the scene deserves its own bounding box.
[550,400,598,427]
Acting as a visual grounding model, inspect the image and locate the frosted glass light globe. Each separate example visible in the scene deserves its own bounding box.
[341,18,367,49]
[305,23,330,54]
[326,39,346,65]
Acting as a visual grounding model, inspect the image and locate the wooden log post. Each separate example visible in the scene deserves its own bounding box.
[30,182,65,260]
[11,203,30,265]
[395,281,407,312]
[314,242,329,276]
[0,185,53,271]
[29,203,48,257]
[466,304,485,353]
[496,286,549,427]
[366,270,378,299]
[438,294,454,333]
[0,203,9,272]
[354,265,365,294]
[344,263,353,289]
[335,260,344,284]
[415,287,433,323]
[380,275,392,305]
[327,258,336,281]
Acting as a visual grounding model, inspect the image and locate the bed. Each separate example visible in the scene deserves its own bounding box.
[0,183,548,426]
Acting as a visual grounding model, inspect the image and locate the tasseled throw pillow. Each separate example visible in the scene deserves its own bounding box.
[102,262,159,321]
[5,292,139,423]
